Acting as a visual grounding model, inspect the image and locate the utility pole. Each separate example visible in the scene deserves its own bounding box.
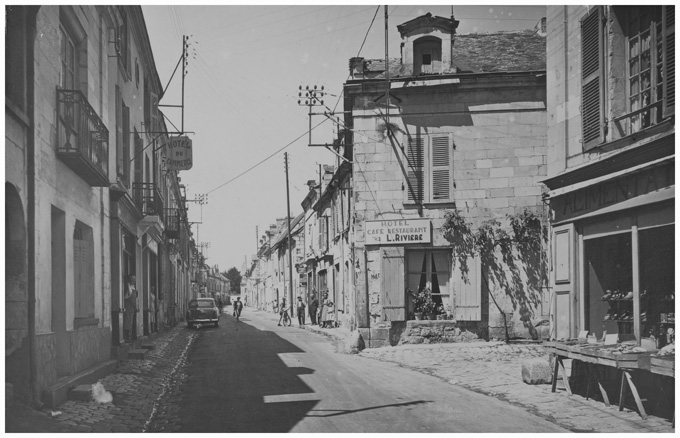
[385,6,390,123]
[182,35,187,133]
[284,153,294,310]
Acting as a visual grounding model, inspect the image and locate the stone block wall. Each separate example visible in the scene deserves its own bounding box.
[398,320,483,345]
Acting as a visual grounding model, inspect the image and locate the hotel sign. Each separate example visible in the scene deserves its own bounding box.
[166,136,193,171]
[364,218,431,245]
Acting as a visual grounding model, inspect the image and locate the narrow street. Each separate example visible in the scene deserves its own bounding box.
[151,311,567,433]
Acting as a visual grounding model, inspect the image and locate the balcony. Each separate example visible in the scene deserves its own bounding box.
[164,208,181,240]
[56,89,109,186]
[133,182,164,219]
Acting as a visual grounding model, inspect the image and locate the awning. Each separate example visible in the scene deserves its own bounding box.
[552,186,674,226]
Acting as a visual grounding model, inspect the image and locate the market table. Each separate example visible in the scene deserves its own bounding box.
[543,341,673,420]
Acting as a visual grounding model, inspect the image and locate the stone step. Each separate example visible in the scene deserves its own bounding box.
[128,349,148,360]
[68,384,94,402]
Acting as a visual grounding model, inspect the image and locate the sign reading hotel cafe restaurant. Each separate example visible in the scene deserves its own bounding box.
[364,218,432,245]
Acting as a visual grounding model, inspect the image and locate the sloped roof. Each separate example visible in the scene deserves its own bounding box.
[362,29,545,78]
[452,30,545,73]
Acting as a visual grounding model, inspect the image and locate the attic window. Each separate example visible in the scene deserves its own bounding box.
[423,54,432,65]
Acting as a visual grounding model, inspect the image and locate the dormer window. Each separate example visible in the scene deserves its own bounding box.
[414,36,442,75]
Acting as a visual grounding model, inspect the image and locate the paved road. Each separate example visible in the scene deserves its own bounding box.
[165,311,567,433]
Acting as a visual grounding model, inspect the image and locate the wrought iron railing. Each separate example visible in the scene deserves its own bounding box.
[133,182,164,219]
[56,89,109,181]
[164,208,180,239]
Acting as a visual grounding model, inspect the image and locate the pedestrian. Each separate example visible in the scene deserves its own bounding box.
[319,292,334,328]
[123,275,138,341]
[235,297,243,321]
[149,287,157,333]
[296,296,306,327]
[233,299,238,317]
[216,296,223,314]
[308,292,319,325]
[277,298,288,326]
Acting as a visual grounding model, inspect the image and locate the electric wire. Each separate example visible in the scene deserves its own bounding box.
[205,118,329,195]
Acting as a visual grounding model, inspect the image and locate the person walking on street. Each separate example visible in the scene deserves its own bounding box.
[235,297,243,321]
[233,299,238,317]
[296,296,306,327]
[123,275,138,341]
[319,292,334,328]
[308,293,319,325]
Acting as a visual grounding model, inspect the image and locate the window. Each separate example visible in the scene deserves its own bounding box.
[625,6,674,133]
[117,7,130,75]
[407,250,451,306]
[60,25,77,90]
[422,54,432,65]
[405,133,453,203]
[116,85,130,186]
[6,6,28,113]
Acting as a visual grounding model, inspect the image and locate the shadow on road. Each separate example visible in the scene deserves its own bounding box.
[177,314,320,432]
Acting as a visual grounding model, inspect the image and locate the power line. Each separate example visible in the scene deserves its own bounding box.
[205,118,329,195]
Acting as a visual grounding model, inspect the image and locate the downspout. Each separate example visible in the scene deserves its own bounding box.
[26,6,38,406]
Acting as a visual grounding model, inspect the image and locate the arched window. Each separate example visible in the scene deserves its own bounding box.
[413,36,442,75]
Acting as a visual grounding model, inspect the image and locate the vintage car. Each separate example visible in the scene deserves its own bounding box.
[186,298,220,328]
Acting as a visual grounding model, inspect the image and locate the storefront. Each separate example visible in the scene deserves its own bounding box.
[546,156,674,348]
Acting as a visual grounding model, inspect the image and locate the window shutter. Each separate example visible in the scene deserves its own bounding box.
[116,86,123,175]
[122,104,130,187]
[453,256,481,321]
[134,134,143,185]
[430,134,452,201]
[382,247,405,321]
[581,7,604,150]
[663,5,675,116]
[406,136,424,202]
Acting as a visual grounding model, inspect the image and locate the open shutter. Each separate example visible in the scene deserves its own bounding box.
[122,104,130,187]
[663,5,675,116]
[382,247,405,321]
[581,7,604,150]
[134,133,143,185]
[453,256,481,321]
[406,136,424,202]
[116,86,123,176]
[430,134,452,201]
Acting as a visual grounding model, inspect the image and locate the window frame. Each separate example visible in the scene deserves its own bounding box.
[406,249,451,306]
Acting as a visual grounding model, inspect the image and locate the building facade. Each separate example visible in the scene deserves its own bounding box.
[543,5,674,344]
[344,14,550,345]
[5,5,194,406]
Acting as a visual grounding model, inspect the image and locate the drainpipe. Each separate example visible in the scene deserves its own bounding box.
[26,6,38,406]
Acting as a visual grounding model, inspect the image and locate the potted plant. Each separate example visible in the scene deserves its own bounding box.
[409,288,433,320]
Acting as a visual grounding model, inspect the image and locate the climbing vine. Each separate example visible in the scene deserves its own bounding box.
[441,208,549,342]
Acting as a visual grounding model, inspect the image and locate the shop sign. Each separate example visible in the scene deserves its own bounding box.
[364,218,431,245]
[165,136,193,170]
[552,163,674,223]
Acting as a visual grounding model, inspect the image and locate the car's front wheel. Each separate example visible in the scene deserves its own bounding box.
[187,322,194,329]
[214,321,219,327]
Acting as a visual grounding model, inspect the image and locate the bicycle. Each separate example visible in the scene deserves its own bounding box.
[281,310,292,327]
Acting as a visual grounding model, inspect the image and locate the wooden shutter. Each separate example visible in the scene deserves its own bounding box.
[116,86,123,175]
[663,5,675,116]
[430,134,452,201]
[134,133,143,185]
[453,256,481,321]
[406,136,424,202]
[382,247,405,321]
[581,7,604,150]
[122,104,130,187]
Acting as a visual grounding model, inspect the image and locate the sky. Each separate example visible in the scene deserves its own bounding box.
[142,4,546,274]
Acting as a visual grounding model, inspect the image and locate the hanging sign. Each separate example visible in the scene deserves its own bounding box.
[364,218,431,245]
[166,136,193,170]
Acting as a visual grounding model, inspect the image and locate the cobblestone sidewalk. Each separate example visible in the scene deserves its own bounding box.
[358,343,674,433]
[6,326,196,433]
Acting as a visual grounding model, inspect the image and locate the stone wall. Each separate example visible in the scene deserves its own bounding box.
[398,320,484,345]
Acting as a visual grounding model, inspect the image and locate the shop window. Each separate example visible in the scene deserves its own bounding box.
[405,133,453,204]
[73,221,95,319]
[638,225,675,348]
[584,232,633,341]
[407,250,451,307]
